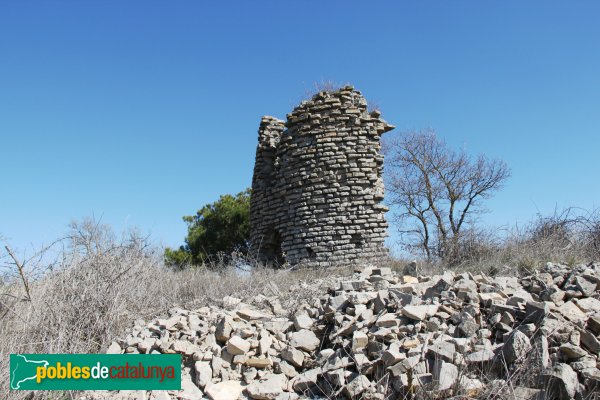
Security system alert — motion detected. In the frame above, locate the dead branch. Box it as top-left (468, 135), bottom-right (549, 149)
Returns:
top-left (4, 246), bottom-right (32, 302)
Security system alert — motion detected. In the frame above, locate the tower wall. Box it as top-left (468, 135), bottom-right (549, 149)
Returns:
top-left (250, 86), bottom-right (394, 267)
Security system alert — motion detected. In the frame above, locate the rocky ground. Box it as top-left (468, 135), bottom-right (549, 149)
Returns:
top-left (90, 262), bottom-right (600, 400)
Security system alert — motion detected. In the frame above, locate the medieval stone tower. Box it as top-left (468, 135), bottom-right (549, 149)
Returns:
top-left (250, 86), bottom-right (394, 267)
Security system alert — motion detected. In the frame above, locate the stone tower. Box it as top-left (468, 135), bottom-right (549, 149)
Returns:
top-left (250, 86), bottom-right (394, 267)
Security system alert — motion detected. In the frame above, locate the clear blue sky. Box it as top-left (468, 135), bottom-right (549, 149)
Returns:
top-left (1, 1), bottom-right (599, 255)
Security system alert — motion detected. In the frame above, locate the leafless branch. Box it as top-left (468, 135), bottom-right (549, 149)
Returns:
top-left (4, 245), bottom-right (32, 302)
top-left (384, 129), bottom-right (510, 263)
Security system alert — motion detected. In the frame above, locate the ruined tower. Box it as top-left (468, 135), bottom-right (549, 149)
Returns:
top-left (250, 86), bottom-right (394, 267)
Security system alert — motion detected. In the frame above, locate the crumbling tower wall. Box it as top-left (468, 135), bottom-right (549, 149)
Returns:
top-left (250, 86), bottom-right (394, 267)
top-left (249, 116), bottom-right (286, 264)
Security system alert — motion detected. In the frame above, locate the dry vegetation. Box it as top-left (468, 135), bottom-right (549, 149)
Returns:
top-left (384, 208), bottom-right (599, 284)
top-left (431, 207), bottom-right (600, 275)
top-left (0, 219), bottom-right (353, 399)
top-left (1, 209), bottom-right (599, 399)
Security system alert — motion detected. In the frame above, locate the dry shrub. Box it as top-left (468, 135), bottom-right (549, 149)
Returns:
top-left (306, 80), bottom-right (345, 96)
top-left (397, 207), bottom-right (600, 277)
top-left (491, 207), bottom-right (600, 274)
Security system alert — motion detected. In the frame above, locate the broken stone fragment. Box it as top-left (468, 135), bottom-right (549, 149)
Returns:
top-left (237, 308), bottom-right (270, 321)
top-left (541, 363), bottom-right (579, 400)
top-left (432, 360), bottom-right (458, 391)
top-left (328, 293), bottom-right (348, 311)
top-left (264, 318), bottom-right (293, 334)
top-left (150, 391), bottom-right (171, 400)
top-left (138, 338), bottom-right (158, 353)
top-left (243, 367), bottom-right (257, 383)
top-left (172, 340), bottom-right (200, 356)
top-left (424, 278), bottom-right (452, 299)
top-left (227, 336), bottom-right (251, 355)
top-left (575, 276), bottom-right (597, 297)
top-left (258, 331), bottom-right (273, 356)
top-left (373, 290), bottom-right (388, 313)
top-left (558, 300), bottom-right (588, 322)
top-left (323, 368), bottom-right (345, 386)
top-left (559, 343), bottom-right (587, 360)
top-left (125, 335), bottom-right (142, 347)
top-left (245, 357), bottom-right (273, 368)
top-left (375, 313), bottom-right (399, 327)
top-left (188, 314), bottom-right (206, 334)
top-left (205, 380), bottom-right (244, 400)
top-left (523, 301), bottom-right (548, 324)
top-left (352, 330), bottom-right (368, 350)
top-left (179, 375), bottom-right (203, 400)
top-left (532, 335), bottom-right (550, 370)
top-left (348, 291), bottom-right (377, 305)
top-left (216, 316), bottom-right (234, 342)
top-left (266, 296), bottom-right (286, 316)
top-left (278, 360), bottom-right (299, 378)
top-left (458, 290), bottom-right (479, 303)
top-left (291, 368), bottom-right (320, 392)
top-left (457, 319), bottom-right (479, 338)
top-left (211, 357), bottom-right (222, 378)
top-left (575, 297), bottom-right (600, 313)
top-left (106, 341), bottom-right (122, 354)
top-left (402, 305), bottom-right (437, 321)
top-left (245, 373), bottom-right (287, 400)
top-left (579, 329), bottom-right (600, 354)
top-left (401, 337), bottom-right (420, 350)
top-left (293, 313), bottom-right (314, 330)
top-left (389, 289), bottom-right (418, 306)
top-left (570, 357), bottom-right (596, 371)
top-left (450, 337), bottom-right (470, 352)
top-left (341, 280), bottom-right (368, 291)
top-left (233, 354), bottom-right (247, 366)
top-left (322, 350), bottom-right (348, 372)
top-left (500, 330), bottom-right (531, 364)
top-left (289, 329), bottom-right (320, 351)
top-left (343, 374), bottom-right (371, 398)
top-left (194, 361), bottom-right (212, 389)
top-left (465, 349), bottom-right (495, 364)
top-left (540, 286), bottom-right (565, 303)
top-left (478, 292), bottom-right (504, 305)
top-left (381, 342), bottom-right (405, 366)
top-left (281, 346), bottom-right (304, 367)
top-left (586, 315), bottom-right (600, 335)
top-left (332, 320), bottom-right (356, 338)
top-left (580, 367), bottom-right (600, 381)
top-left (157, 315), bottom-right (181, 330)
top-left (427, 341), bottom-right (456, 363)
top-left (275, 394), bottom-right (299, 400)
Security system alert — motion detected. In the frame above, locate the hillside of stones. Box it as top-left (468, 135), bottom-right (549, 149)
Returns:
top-left (96, 262), bottom-right (600, 400)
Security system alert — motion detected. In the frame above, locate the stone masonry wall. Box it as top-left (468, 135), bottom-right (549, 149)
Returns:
top-left (250, 86), bottom-right (394, 267)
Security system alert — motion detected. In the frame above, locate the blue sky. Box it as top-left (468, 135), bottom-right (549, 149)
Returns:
top-left (1, 1), bottom-right (599, 256)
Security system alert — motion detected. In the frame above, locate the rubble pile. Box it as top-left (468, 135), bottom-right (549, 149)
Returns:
top-left (102, 262), bottom-right (600, 399)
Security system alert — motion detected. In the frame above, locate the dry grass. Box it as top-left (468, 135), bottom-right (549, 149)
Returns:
top-left (0, 218), bottom-right (354, 399)
top-left (391, 207), bottom-right (600, 278)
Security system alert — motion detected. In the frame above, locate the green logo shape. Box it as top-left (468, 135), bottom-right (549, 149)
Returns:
top-left (10, 354), bottom-right (181, 390)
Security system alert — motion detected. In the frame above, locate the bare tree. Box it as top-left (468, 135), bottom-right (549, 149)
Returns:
top-left (383, 129), bottom-right (510, 262)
